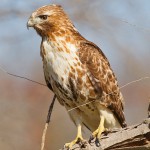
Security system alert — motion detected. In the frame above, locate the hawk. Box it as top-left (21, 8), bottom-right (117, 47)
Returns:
top-left (27, 4), bottom-right (127, 148)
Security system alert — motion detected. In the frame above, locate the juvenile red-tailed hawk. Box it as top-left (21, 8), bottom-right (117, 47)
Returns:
top-left (27, 4), bottom-right (127, 148)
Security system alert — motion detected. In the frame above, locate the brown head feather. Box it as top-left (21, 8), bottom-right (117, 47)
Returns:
top-left (27, 5), bottom-right (79, 38)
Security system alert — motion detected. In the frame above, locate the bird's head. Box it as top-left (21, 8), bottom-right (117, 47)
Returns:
top-left (27, 4), bottom-right (74, 37)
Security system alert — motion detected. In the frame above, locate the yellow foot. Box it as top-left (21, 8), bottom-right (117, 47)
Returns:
top-left (65, 123), bottom-right (85, 149)
top-left (65, 135), bottom-right (84, 149)
top-left (89, 116), bottom-right (106, 146)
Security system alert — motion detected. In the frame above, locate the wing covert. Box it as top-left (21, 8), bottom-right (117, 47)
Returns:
top-left (78, 41), bottom-right (127, 127)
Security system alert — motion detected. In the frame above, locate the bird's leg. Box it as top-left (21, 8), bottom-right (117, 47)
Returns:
top-left (89, 116), bottom-right (105, 146)
top-left (92, 116), bottom-right (105, 138)
top-left (65, 123), bottom-right (84, 149)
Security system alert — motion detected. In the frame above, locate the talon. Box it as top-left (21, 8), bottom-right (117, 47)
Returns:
top-left (89, 135), bottom-right (95, 143)
top-left (95, 138), bottom-right (101, 147)
top-left (103, 128), bottom-right (110, 135)
top-left (80, 140), bottom-right (88, 148)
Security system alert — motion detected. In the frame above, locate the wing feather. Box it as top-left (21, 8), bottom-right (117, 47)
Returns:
top-left (78, 41), bottom-right (127, 127)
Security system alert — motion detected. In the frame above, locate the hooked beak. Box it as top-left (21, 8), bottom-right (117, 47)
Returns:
top-left (27, 16), bottom-right (35, 30)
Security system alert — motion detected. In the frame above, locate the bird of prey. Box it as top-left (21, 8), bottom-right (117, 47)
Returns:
top-left (27, 4), bottom-right (127, 148)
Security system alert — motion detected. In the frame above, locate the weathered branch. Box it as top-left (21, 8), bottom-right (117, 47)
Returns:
top-left (60, 103), bottom-right (150, 150)
top-left (61, 118), bottom-right (150, 150)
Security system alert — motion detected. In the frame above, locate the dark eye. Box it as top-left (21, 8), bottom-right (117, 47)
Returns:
top-left (39, 15), bottom-right (48, 20)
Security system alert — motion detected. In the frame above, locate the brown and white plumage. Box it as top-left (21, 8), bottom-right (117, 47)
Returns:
top-left (27, 4), bottom-right (127, 147)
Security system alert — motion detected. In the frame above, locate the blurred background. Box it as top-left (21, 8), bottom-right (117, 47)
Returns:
top-left (0, 0), bottom-right (150, 149)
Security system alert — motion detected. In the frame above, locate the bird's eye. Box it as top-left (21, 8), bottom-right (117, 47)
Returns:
top-left (39, 15), bottom-right (48, 20)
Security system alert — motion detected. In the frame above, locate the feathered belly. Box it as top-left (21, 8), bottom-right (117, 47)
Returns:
top-left (44, 57), bottom-right (121, 131)
top-left (43, 59), bottom-right (101, 131)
